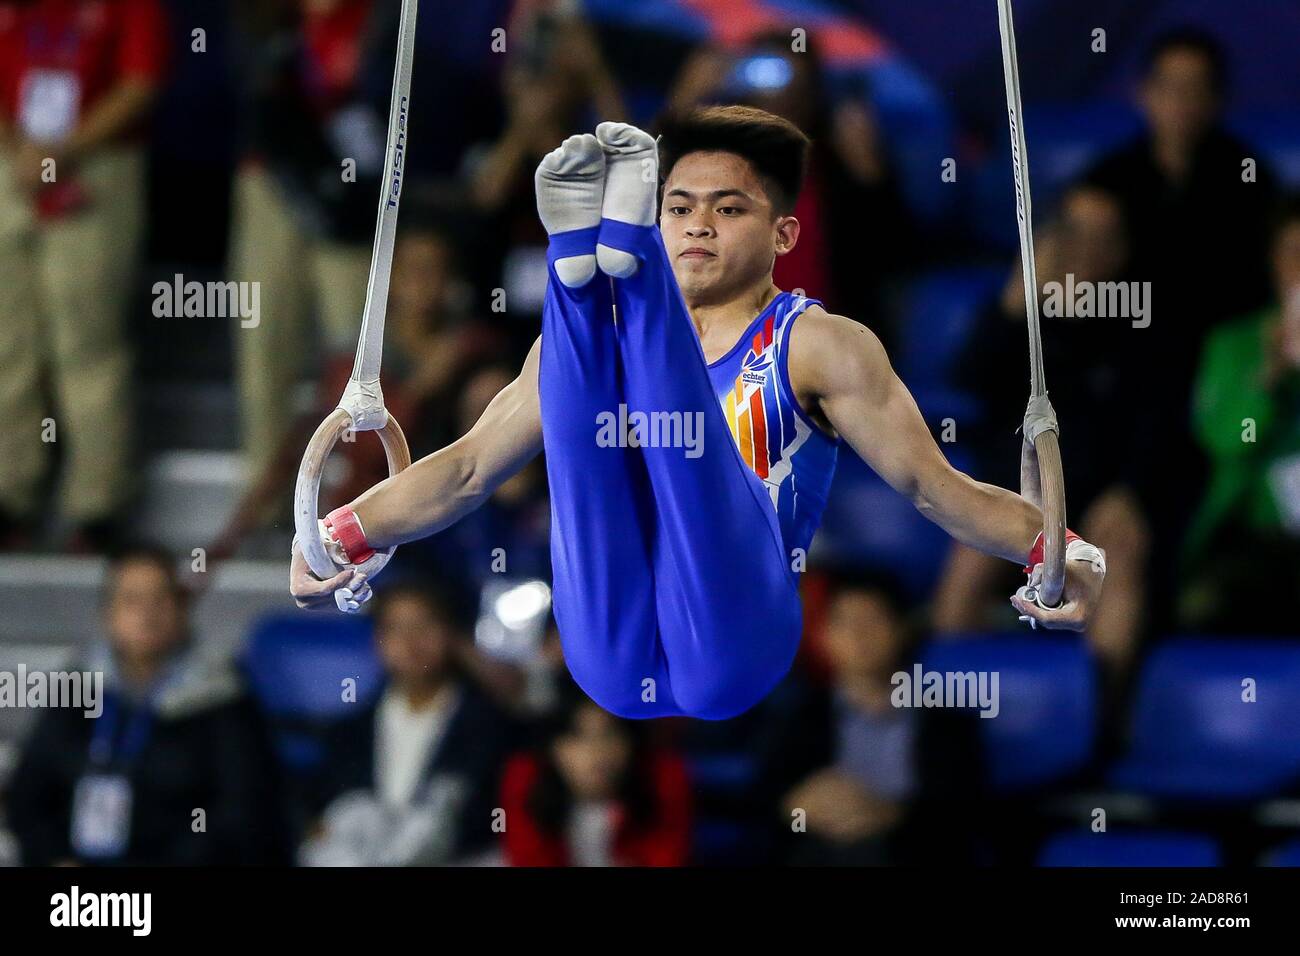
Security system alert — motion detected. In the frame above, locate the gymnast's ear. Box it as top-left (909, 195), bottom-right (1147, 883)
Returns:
top-left (774, 215), bottom-right (801, 257)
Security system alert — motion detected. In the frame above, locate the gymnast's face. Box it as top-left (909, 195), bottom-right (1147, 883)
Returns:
top-left (660, 150), bottom-right (799, 307)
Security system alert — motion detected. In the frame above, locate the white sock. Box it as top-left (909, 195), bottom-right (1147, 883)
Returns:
top-left (534, 133), bottom-right (605, 287)
top-left (595, 122), bottom-right (658, 278)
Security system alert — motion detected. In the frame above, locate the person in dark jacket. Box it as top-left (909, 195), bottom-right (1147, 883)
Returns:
top-left (301, 581), bottom-right (519, 865)
top-left (935, 182), bottom-right (1150, 718)
top-left (1079, 28), bottom-right (1280, 629)
top-left (778, 570), bottom-right (986, 866)
top-left (7, 545), bottom-right (290, 866)
top-left (228, 0), bottom-right (403, 498)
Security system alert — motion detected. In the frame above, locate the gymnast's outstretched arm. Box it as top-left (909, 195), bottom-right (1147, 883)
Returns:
top-left (353, 335), bottom-right (544, 547)
top-left (787, 307), bottom-right (1106, 631)
top-left (290, 336), bottom-right (543, 608)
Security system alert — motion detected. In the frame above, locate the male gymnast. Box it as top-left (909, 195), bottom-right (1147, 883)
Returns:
top-left (290, 106), bottom-right (1107, 720)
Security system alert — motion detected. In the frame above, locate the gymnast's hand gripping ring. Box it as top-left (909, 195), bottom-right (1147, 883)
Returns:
top-left (293, 394), bottom-right (411, 582)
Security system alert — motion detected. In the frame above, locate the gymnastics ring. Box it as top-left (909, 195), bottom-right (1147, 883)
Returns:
top-left (997, 0), bottom-right (1068, 607)
top-left (293, 403), bottom-right (411, 581)
top-left (293, 0), bottom-right (419, 584)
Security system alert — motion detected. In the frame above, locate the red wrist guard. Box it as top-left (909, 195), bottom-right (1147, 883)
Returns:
top-left (1024, 529), bottom-right (1080, 575)
top-left (323, 506), bottom-right (375, 564)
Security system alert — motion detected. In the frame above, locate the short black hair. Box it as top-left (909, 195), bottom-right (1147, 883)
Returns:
top-left (398, 196), bottom-right (456, 245)
top-left (655, 104), bottom-right (812, 215)
top-left (525, 675), bottom-right (662, 836)
top-left (100, 543), bottom-right (185, 607)
top-left (1144, 27), bottom-right (1229, 95)
top-left (371, 579), bottom-right (473, 634)
top-left (822, 565), bottom-right (911, 619)
top-left (396, 198), bottom-right (462, 268)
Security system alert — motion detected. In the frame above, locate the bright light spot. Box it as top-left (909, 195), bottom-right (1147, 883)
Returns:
top-left (494, 580), bottom-right (552, 629)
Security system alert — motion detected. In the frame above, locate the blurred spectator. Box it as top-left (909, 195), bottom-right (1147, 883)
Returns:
top-left (394, 361), bottom-right (551, 599)
top-left (499, 681), bottom-right (691, 866)
top-left (0, 0), bottom-right (168, 550)
top-left (779, 571), bottom-right (984, 865)
top-left (7, 544), bottom-right (289, 865)
top-left (385, 212), bottom-right (510, 447)
top-left (460, 0), bottom-right (625, 321)
top-left (324, 208), bottom-right (509, 504)
top-left (664, 29), bottom-right (914, 348)
top-left (934, 183), bottom-right (1151, 693)
top-left (512, 618), bottom-right (566, 718)
top-left (1180, 195), bottom-right (1300, 632)
top-left (228, 0), bottom-right (396, 506)
top-left (400, 0), bottom-right (512, 182)
top-left (1085, 28), bottom-right (1279, 334)
top-left (301, 581), bottom-right (519, 865)
top-left (468, 0), bottom-right (624, 210)
top-left (672, 667), bottom-right (829, 864)
top-left (1080, 28), bottom-right (1280, 620)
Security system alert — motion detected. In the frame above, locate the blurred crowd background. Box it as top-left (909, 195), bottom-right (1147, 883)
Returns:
top-left (1, 0), bottom-right (1299, 867)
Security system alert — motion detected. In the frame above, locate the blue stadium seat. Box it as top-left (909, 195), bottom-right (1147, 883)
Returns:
top-left (243, 614), bottom-right (384, 717)
top-left (1231, 110), bottom-right (1300, 189)
top-left (691, 819), bottom-right (766, 866)
top-left (814, 451), bottom-right (957, 600)
top-left (684, 752), bottom-right (761, 862)
top-left (1038, 830), bottom-right (1221, 867)
top-left (685, 751), bottom-right (766, 863)
top-left (896, 265), bottom-right (1004, 424)
top-left (918, 633), bottom-right (1097, 792)
top-left (241, 614), bottom-right (385, 771)
top-left (1108, 638), bottom-right (1300, 801)
top-left (1025, 100), bottom-right (1143, 194)
top-left (686, 753), bottom-right (759, 791)
top-left (1261, 837), bottom-right (1300, 867)
top-left (819, 271), bottom-right (1002, 597)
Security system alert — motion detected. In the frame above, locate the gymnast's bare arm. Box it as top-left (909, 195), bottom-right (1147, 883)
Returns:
top-left (787, 306), bottom-right (1104, 631)
top-left (290, 336), bottom-right (543, 608)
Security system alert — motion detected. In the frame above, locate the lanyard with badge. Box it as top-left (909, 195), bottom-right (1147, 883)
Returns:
top-left (70, 692), bottom-right (155, 860)
top-left (18, 15), bottom-right (84, 144)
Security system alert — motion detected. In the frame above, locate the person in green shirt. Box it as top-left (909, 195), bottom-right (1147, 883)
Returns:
top-left (1182, 195), bottom-right (1300, 632)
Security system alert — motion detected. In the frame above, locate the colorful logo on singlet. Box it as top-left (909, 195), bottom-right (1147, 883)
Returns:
top-left (710, 292), bottom-right (837, 562)
top-left (720, 309), bottom-right (815, 505)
